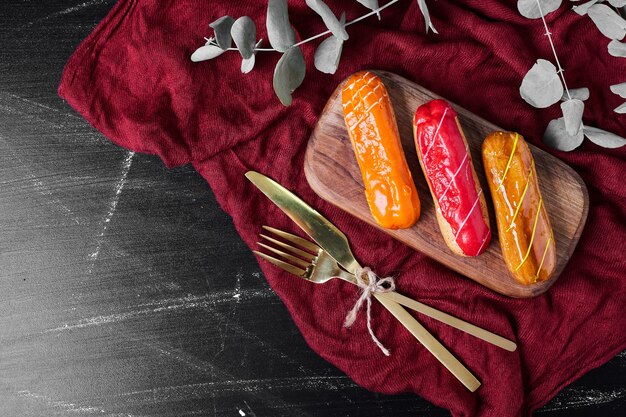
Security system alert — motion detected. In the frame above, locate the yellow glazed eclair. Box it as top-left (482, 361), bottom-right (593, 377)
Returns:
top-left (482, 131), bottom-right (556, 284)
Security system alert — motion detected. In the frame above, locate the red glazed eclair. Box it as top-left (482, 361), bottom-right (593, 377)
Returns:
top-left (413, 99), bottom-right (491, 256)
top-left (342, 71), bottom-right (421, 229)
top-left (482, 131), bottom-right (556, 284)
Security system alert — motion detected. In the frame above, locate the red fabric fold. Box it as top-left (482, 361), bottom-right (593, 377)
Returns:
top-left (58, 1), bottom-right (626, 416)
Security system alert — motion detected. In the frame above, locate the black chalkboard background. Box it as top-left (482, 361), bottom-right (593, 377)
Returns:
top-left (0, 1), bottom-right (624, 416)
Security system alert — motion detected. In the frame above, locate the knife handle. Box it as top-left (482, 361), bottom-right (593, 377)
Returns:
top-left (373, 294), bottom-right (481, 392)
top-left (377, 291), bottom-right (517, 352)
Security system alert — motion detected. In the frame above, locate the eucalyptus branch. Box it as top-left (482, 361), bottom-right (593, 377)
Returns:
top-left (205, 0), bottom-right (401, 53)
top-left (535, 0), bottom-right (571, 100)
top-left (191, 0), bottom-right (438, 105)
top-left (517, 0), bottom-right (626, 150)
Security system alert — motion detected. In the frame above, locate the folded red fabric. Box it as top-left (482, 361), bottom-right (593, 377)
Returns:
top-left (58, 1), bottom-right (626, 415)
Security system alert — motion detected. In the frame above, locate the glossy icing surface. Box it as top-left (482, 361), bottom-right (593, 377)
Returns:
top-left (342, 71), bottom-right (420, 229)
top-left (482, 131), bottom-right (556, 284)
top-left (413, 99), bottom-right (491, 256)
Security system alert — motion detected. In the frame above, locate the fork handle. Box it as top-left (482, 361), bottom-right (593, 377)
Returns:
top-left (377, 291), bottom-right (517, 352)
top-left (374, 294), bottom-right (481, 392)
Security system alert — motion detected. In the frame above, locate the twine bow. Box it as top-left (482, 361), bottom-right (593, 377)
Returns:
top-left (343, 267), bottom-right (396, 356)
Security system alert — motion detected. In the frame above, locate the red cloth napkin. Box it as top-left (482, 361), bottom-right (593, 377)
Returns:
top-left (59, 1), bottom-right (626, 415)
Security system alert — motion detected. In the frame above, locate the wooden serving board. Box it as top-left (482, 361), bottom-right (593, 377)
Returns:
top-left (304, 71), bottom-right (589, 298)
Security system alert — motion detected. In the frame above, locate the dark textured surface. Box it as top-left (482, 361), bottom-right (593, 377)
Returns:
top-left (0, 1), bottom-right (623, 416)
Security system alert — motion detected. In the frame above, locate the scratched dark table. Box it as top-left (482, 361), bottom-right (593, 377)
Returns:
top-left (0, 1), bottom-right (624, 416)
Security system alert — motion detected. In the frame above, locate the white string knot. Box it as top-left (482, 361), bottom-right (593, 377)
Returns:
top-left (343, 267), bottom-right (396, 356)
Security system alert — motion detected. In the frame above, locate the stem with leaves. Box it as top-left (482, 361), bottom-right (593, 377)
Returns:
top-left (517, 0), bottom-right (626, 150)
top-left (535, 0), bottom-right (571, 100)
top-left (191, 0), bottom-right (437, 105)
top-left (205, 0), bottom-right (401, 53)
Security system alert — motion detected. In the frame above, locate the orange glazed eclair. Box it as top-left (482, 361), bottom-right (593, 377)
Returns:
top-left (482, 132), bottom-right (556, 284)
top-left (342, 71), bottom-right (420, 229)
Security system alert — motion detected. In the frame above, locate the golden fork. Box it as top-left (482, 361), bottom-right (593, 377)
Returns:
top-left (254, 226), bottom-right (479, 391)
top-left (254, 226), bottom-right (517, 353)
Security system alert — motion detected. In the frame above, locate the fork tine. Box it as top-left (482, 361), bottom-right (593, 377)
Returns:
top-left (260, 234), bottom-right (316, 261)
top-left (257, 242), bottom-right (310, 268)
top-left (262, 226), bottom-right (320, 253)
top-left (253, 251), bottom-right (307, 276)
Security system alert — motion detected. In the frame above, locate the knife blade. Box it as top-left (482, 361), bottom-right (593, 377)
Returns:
top-left (245, 171), bottom-right (360, 273)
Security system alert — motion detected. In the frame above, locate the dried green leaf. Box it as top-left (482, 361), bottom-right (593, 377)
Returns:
top-left (543, 117), bottom-right (584, 151)
top-left (608, 39), bottom-right (626, 56)
top-left (231, 16), bottom-right (257, 59)
top-left (241, 40), bottom-right (263, 74)
top-left (267, 0), bottom-right (296, 53)
top-left (518, 0), bottom-right (562, 19)
top-left (305, 0), bottom-right (349, 41)
top-left (614, 102), bottom-right (626, 113)
top-left (273, 46), bottom-right (306, 106)
top-left (583, 126), bottom-right (626, 148)
top-left (210, 16), bottom-right (235, 50)
top-left (587, 4), bottom-right (626, 40)
top-left (608, 0), bottom-right (626, 7)
top-left (520, 59), bottom-right (564, 108)
top-left (191, 43), bottom-right (225, 62)
top-left (417, 0), bottom-right (438, 34)
top-left (573, 0), bottom-right (598, 16)
top-left (610, 82), bottom-right (626, 97)
top-left (561, 88), bottom-right (590, 101)
top-left (561, 99), bottom-right (584, 136)
top-left (314, 35), bottom-right (343, 74)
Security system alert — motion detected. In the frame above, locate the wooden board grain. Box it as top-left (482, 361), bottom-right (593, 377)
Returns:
top-left (304, 71), bottom-right (589, 298)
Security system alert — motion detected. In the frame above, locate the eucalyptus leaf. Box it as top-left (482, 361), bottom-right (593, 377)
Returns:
top-left (267, 0), bottom-right (296, 52)
top-left (608, 0), bottom-right (626, 7)
top-left (572, 0), bottom-right (598, 16)
top-left (210, 16), bottom-right (235, 50)
top-left (610, 82), bottom-right (626, 97)
top-left (231, 16), bottom-right (257, 59)
top-left (273, 46), bottom-right (306, 106)
top-left (191, 43), bottom-right (225, 62)
top-left (583, 125), bottom-right (626, 148)
top-left (241, 55), bottom-right (256, 74)
top-left (356, 0), bottom-right (380, 12)
top-left (614, 102), bottom-right (626, 113)
top-left (417, 0), bottom-right (438, 34)
top-left (587, 4), bottom-right (626, 40)
top-left (561, 87), bottom-right (590, 101)
top-left (608, 39), bottom-right (626, 56)
top-left (517, 0), bottom-right (562, 19)
top-left (305, 0), bottom-right (349, 41)
top-left (520, 59), bottom-right (564, 108)
top-left (560, 99), bottom-right (584, 136)
top-left (314, 35), bottom-right (343, 74)
top-left (241, 40), bottom-right (263, 74)
top-left (543, 117), bottom-right (584, 151)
